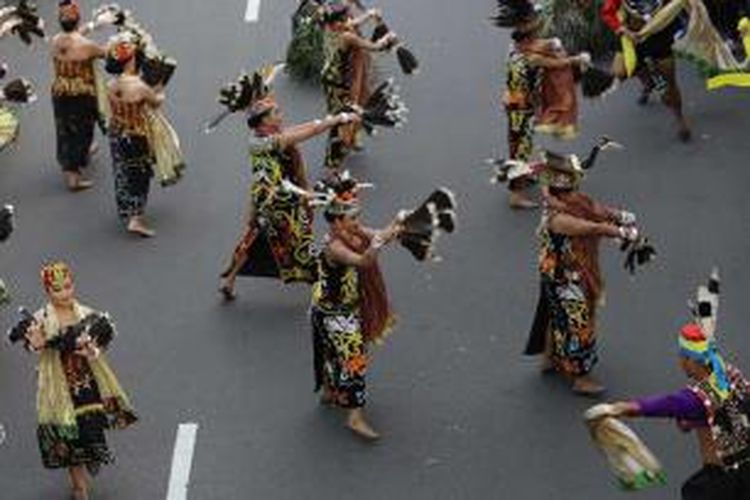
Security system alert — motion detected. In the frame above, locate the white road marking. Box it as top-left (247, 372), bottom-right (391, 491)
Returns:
top-left (166, 423), bottom-right (199, 500)
top-left (244, 0), bottom-right (262, 22)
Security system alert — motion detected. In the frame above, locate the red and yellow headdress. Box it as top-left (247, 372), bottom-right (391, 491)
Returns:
top-left (40, 261), bottom-right (72, 292)
top-left (679, 323), bottom-right (730, 400)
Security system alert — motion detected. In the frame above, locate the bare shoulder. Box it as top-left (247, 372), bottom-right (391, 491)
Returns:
top-left (51, 33), bottom-right (67, 50)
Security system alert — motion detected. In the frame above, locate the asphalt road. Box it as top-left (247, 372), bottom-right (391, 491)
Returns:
top-left (1, 1), bottom-right (750, 499)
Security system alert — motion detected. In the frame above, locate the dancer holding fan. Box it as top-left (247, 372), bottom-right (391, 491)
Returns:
top-left (216, 66), bottom-right (360, 301)
top-left (522, 138), bottom-right (654, 395)
top-left (104, 30), bottom-right (165, 236)
top-left (320, 4), bottom-right (396, 170)
top-left (7, 262), bottom-right (137, 500)
top-left (309, 172), bottom-right (456, 440)
top-left (491, 0), bottom-right (594, 209)
top-left (310, 172), bottom-right (401, 440)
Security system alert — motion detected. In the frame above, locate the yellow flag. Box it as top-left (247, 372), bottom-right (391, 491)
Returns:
top-left (621, 36), bottom-right (637, 78)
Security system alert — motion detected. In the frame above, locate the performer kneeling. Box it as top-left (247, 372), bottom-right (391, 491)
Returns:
top-left (311, 174), bottom-right (402, 440)
top-left (219, 68), bottom-right (360, 300)
top-left (9, 262), bottom-right (137, 500)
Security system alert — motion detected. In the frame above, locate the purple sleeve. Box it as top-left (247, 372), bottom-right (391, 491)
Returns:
top-left (636, 388), bottom-right (707, 423)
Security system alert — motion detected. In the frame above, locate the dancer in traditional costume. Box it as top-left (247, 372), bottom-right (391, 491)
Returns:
top-left (589, 271), bottom-right (750, 499)
top-left (50, 1), bottom-right (116, 191)
top-left (624, 0), bottom-right (750, 90)
top-left (311, 173), bottom-right (402, 440)
top-left (104, 32), bottom-right (163, 237)
top-left (524, 139), bottom-right (651, 395)
top-left (287, 0), bottom-right (328, 83)
top-left (601, 0), bottom-right (693, 140)
top-left (491, 0), bottom-right (592, 209)
top-left (287, 0), bottom-right (371, 80)
top-left (10, 262), bottom-right (136, 500)
top-left (218, 67), bottom-right (360, 300)
top-left (106, 5), bottom-right (183, 187)
top-left (320, 4), bottom-right (396, 170)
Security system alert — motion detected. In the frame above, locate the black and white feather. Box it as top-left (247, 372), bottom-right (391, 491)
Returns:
top-left (688, 268), bottom-right (720, 339)
top-left (581, 136), bottom-right (623, 170)
top-left (346, 78), bottom-right (408, 134)
top-left (205, 64), bottom-right (284, 133)
top-left (581, 66), bottom-right (617, 98)
top-left (398, 188), bottom-right (457, 262)
top-left (485, 157), bottom-right (539, 184)
top-left (620, 236), bottom-right (656, 275)
top-left (371, 22), bottom-right (419, 75)
top-left (2, 1), bottom-right (45, 46)
top-left (1, 78), bottom-right (36, 104)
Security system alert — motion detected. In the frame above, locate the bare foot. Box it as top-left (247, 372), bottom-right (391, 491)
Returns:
top-left (127, 217), bottom-right (156, 238)
top-left (509, 191), bottom-right (539, 210)
top-left (319, 390), bottom-right (335, 407)
top-left (678, 126), bottom-right (692, 143)
top-left (539, 357), bottom-right (555, 375)
top-left (572, 376), bottom-right (605, 397)
top-left (346, 410), bottom-right (380, 441)
top-left (71, 488), bottom-right (88, 500)
top-left (65, 173), bottom-right (94, 192)
top-left (218, 279), bottom-right (237, 302)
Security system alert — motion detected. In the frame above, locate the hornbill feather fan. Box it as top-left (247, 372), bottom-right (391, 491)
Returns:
top-left (581, 66), bottom-right (616, 98)
top-left (399, 232), bottom-right (433, 262)
top-left (397, 188), bottom-right (457, 262)
top-left (1, 78), bottom-right (35, 103)
top-left (344, 78), bottom-right (407, 134)
top-left (620, 236), bottom-right (657, 275)
top-left (370, 20), bottom-right (419, 75)
top-left (10, 1), bottom-right (45, 45)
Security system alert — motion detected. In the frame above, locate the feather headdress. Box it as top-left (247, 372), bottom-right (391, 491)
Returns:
top-left (204, 64), bottom-right (285, 133)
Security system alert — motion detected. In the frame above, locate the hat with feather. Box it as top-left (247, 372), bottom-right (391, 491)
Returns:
top-left (216, 64), bottom-right (284, 129)
top-left (680, 269), bottom-right (731, 400)
top-left (537, 136), bottom-right (623, 190)
top-left (314, 171), bottom-right (373, 218)
top-left (537, 150), bottom-right (585, 190)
